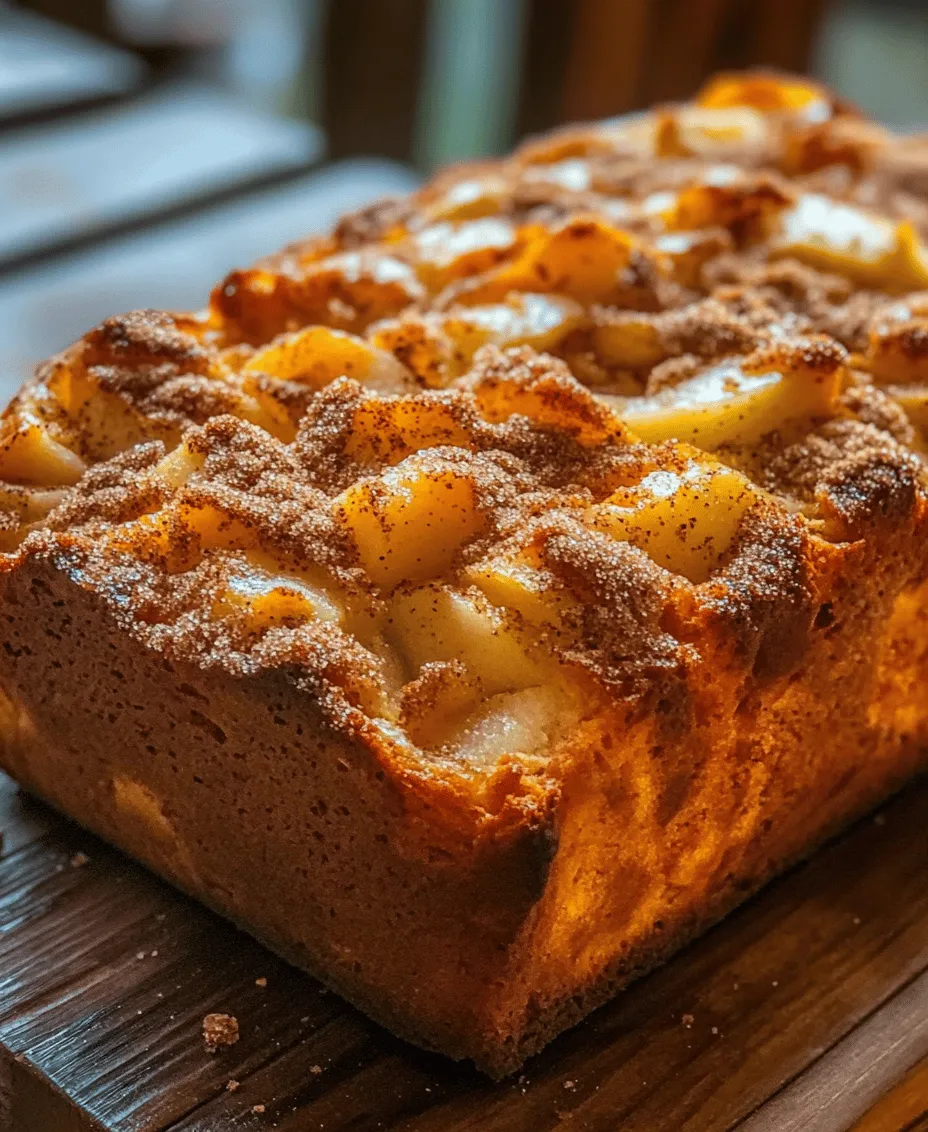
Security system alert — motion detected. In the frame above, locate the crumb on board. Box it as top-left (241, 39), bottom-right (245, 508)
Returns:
top-left (255, 977), bottom-right (268, 987)
top-left (70, 851), bottom-right (89, 868)
top-left (310, 1064), bottom-right (323, 1075)
top-left (203, 1012), bottom-right (240, 1053)
top-left (681, 1013), bottom-right (694, 1027)
top-left (251, 1104), bottom-right (266, 1114)
top-left (227, 1079), bottom-right (240, 1092)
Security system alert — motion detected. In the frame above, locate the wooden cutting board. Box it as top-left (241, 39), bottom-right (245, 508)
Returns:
top-left (2, 769), bottom-right (927, 1131)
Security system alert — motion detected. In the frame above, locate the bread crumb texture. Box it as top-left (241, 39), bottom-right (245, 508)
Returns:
top-left (202, 1013), bottom-right (239, 1053)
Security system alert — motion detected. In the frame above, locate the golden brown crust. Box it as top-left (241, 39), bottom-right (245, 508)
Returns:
top-left (2, 70), bottom-right (928, 1075)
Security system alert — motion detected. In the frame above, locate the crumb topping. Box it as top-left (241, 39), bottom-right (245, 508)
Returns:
top-left (2, 70), bottom-right (927, 778)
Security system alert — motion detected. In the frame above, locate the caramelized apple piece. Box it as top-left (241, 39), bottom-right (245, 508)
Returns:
top-left (472, 368), bottom-right (628, 448)
top-left (655, 229), bottom-right (734, 289)
top-left (109, 501), bottom-right (260, 573)
top-left (860, 299), bottom-right (928, 385)
top-left (153, 441), bottom-right (206, 489)
top-left (0, 485), bottom-right (68, 522)
top-left (658, 169), bottom-right (790, 234)
top-left (457, 293), bottom-right (586, 352)
top-left (591, 459), bottom-right (759, 582)
top-left (0, 418), bottom-right (86, 486)
top-left (388, 584), bottom-right (547, 694)
top-left (0, 484), bottom-right (70, 550)
top-left (335, 457), bottom-right (483, 588)
top-left (885, 385), bottom-right (928, 439)
top-left (772, 195), bottom-right (928, 291)
top-left (424, 174), bottom-right (509, 222)
top-left (221, 379), bottom-right (295, 442)
top-left (183, 503), bottom-right (261, 554)
top-left (245, 325), bottom-right (413, 393)
top-left (367, 316), bottom-right (463, 387)
top-left (371, 294), bottom-right (585, 387)
top-left (46, 366), bottom-right (175, 461)
top-left (214, 251), bottom-right (425, 343)
top-left (457, 217), bottom-right (645, 306)
top-left (657, 107), bottom-right (769, 160)
top-left (410, 218), bottom-right (518, 290)
top-left (521, 158), bottom-right (592, 192)
top-left (697, 72), bottom-right (835, 121)
top-left (465, 556), bottom-right (574, 629)
top-left (214, 557), bottom-right (341, 626)
top-left (343, 396), bottom-right (473, 467)
top-left (603, 354), bottom-right (840, 450)
top-left (592, 314), bottom-right (664, 370)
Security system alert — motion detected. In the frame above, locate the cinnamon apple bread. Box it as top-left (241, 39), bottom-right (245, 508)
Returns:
top-left (1, 72), bottom-right (927, 1077)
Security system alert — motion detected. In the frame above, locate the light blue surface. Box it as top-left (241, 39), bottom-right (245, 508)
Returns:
top-left (0, 4), bottom-right (143, 119)
top-left (0, 157), bottom-right (421, 400)
top-left (0, 82), bottom-right (324, 265)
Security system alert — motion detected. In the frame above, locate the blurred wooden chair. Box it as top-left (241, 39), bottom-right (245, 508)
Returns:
top-left (12, 0), bottom-right (833, 164)
top-left (321, 0), bottom-right (832, 163)
top-left (554, 0), bottom-right (832, 124)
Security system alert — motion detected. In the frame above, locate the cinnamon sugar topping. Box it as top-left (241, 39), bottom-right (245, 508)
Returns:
top-left (2, 71), bottom-right (927, 772)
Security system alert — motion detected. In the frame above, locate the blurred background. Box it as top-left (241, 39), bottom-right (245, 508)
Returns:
top-left (1, 0), bottom-right (928, 399)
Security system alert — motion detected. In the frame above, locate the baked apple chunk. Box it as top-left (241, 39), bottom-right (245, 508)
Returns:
top-left (2, 71), bottom-right (928, 1079)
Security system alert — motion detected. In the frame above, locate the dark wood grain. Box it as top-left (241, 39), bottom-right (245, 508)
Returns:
top-left (852, 1055), bottom-right (928, 1132)
top-left (516, 0), bottom-right (575, 140)
top-left (747, 0), bottom-right (832, 74)
top-left (321, 0), bottom-right (429, 163)
top-left (740, 970), bottom-right (928, 1131)
top-left (640, 0), bottom-right (735, 106)
top-left (561, 0), bottom-right (652, 123)
top-left (552, 0), bottom-right (831, 125)
top-left (2, 770), bottom-right (928, 1130)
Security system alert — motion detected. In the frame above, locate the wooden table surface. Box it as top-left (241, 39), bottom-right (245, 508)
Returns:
top-left (2, 770), bottom-right (927, 1131)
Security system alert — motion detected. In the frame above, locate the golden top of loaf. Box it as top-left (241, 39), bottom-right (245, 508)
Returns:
top-left (2, 71), bottom-right (928, 808)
